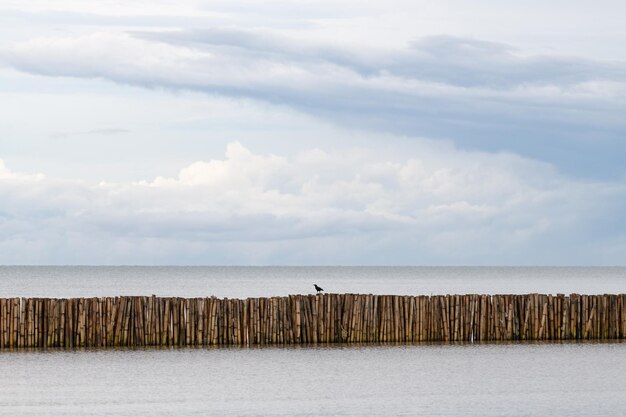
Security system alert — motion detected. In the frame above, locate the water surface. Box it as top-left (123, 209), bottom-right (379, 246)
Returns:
top-left (1, 342), bottom-right (625, 417)
top-left (0, 266), bottom-right (625, 298)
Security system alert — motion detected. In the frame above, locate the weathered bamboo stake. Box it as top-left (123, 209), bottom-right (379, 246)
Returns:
top-left (228, 299), bottom-right (237, 345)
top-left (345, 295), bottom-right (354, 343)
top-left (469, 295), bottom-right (475, 341)
top-left (459, 296), bottom-right (465, 341)
top-left (259, 297), bottom-right (272, 345)
top-left (418, 296), bottom-right (424, 342)
top-left (158, 298), bottom-right (166, 346)
top-left (8, 298), bottom-right (12, 347)
top-left (18, 298), bottom-right (25, 348)
top-left (208, 298), bottom-right (215, 345)
top-left (189, 297), bottom-right (194, 346)
top-left (113, 297), bottom-right (126, 346)
top-left (30, 298), bottom-right (35, 347)
top-left (303, 296), bottom-right (314, 343)
top-left (377, 296), bottom-right (383, 342)
top-left (202, 298), bottom-right (209, 346)
top-left (83, 298), bottom-right (89, 347)
top-left (390, 296), bottom-right (396, 342)
top-left (621, 295), bottom-right (626, 338)
top-left (275, 298), bottom-right (282, 345)
top-left (450, 296), bottom-right (457, 341)
top-left (306, 296), bottom-right (313, 343)
top-left (280, 297), bottom-right (286, 344)
top-left (234, 299), bottom-right (241, 345)
top-left (426, 296), bottom-right (432, 341)
top-left (29, 299), bottom-right (34, 347)
top-left (271, 297), bottom-right (277, 344)
top-left (261, 297), bottom-right (266, 345)
top-left (323, 294), bottom-right (329, 343)
top-left (0, 298), bottom-right (11, 348)
top-left (382, 296), bottom-right (388, 342)
top-left (196, 297), bottom-right (203, 345)
top-left (372, 295), bottom-right (382, 343)
top-left (104, 298), bottom-right (111, 347)
top-left (358, 295), bottom-right (365, 342)
top-left (247, 297), bottom-right (253, 346)
top-left (358, 294), bottom-right (364, 343)
top-left (569, 294), bottom-right (575, 339)
top-left (267, 297), bottom-right (274, 344)
top-left (248, 298), bottom-right (255, 345)
top-left (47, 299), bottom-right (53, 347)
top-left (0, 299), bottom-right (5, 348)
top-left (506, 296), bottom-right (513, 340)
top-left (6, 299), bottom-right (11, 348)
top-left (596, 295), bottom-right (606, 339)
top-left (454, 295), bottom-right (460, 342)
top-left (218, 298), bottom-right (224, 345)
top-left (413, 296), bottom-right (419, 342)
top-left (117, 298), bottom-right (126, 346)
top-left (260, 297), bottom-right (267, 344)
top-left (355, 295), bottom-right (362, 343)
top-left (223, 298), bottom-right (229, 346)
top-left (438, 296), bottom-right (445, 342)
top-left (8, 298), bottom-right (14, 347)
top-left (197, 298), bottom-right (204, 345)
top-left (119, 297), bottom-right (127, 346)
top-left (417, 295), bottom-right (423, 342)
top-left (110, 298), bottom-right (118, 346)
top-left (386, 295), bottom-right (392, 342)
top-left (415, 296), bottom-right (426, 342)
top-left (256, 298), bottom-right (262, 345)
top-left (1, 299), bottom-right (6, 347)
top-left (437, 296), bottom-right (444, 341)
top-left (32, 298), bottom-right (37, 347)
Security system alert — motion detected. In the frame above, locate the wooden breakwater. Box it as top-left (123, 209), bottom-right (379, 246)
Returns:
top-left (1, 294), bottom-right (626, 348)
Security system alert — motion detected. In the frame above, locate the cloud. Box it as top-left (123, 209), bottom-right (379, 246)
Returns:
top-left (2, 30), bottom-right (626, 178)
top-left (50, 128), bottom-right (130, 139)
top-left (138, 29), bottom-right (626, 88)
top-left (0, 143), bottom-right (624, 265)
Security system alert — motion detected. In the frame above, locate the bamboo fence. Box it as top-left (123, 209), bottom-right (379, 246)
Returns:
top-left (0, 294), bottom-right (625, 348)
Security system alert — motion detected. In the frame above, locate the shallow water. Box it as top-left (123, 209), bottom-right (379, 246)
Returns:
top-left (0, 266), bottom-right (625, 298)
top-left (1, 342), bottom-right (625, 417)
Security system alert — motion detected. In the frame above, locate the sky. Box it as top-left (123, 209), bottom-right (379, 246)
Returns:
top-left (0, 0), bottom-right (625, 265)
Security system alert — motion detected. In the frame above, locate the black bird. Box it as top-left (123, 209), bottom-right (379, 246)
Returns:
top-left (314, 284), bottom-right (324, 293)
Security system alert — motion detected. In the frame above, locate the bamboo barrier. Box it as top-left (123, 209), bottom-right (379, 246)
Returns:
top-left (1, 294), bottom-right (626, 348)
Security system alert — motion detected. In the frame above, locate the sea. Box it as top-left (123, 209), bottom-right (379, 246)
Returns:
top-left (1, 266), bottom-right (625, 417)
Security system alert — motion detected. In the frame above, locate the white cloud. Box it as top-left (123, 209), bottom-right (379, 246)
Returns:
top-left (4, 32), bottom-right (207, 82)
top-left (0, 159), bottom-right (45, 181)
top-left (1, 142), bottom-right (624, 264)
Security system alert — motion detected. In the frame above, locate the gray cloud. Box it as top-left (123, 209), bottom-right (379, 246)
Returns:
top-left (140, 29), bottom-right (626, 87)
top-left (2, 29), bottom-right (626, 179)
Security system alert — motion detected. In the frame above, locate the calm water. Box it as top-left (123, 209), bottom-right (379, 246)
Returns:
top-left (0, 266), bottom-right (625, 298)
top-left (1, 266), bottom-right (626, 416)
top-left (1, 342), bottom-right (626, 416)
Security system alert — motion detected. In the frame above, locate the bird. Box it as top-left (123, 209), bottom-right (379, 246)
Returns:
top-left (314, 284), bottom-right (324, 293)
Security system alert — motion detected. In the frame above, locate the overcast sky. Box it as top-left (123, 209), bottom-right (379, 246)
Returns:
top-left (1, 0), bottom-right (625, 265)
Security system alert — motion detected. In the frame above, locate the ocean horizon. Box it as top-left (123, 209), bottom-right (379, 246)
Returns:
top-left (1, 265), bottom-right (625, 298)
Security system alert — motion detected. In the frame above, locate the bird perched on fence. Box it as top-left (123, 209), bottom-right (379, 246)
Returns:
top-left (314, 284), bottom-right (324, 293)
